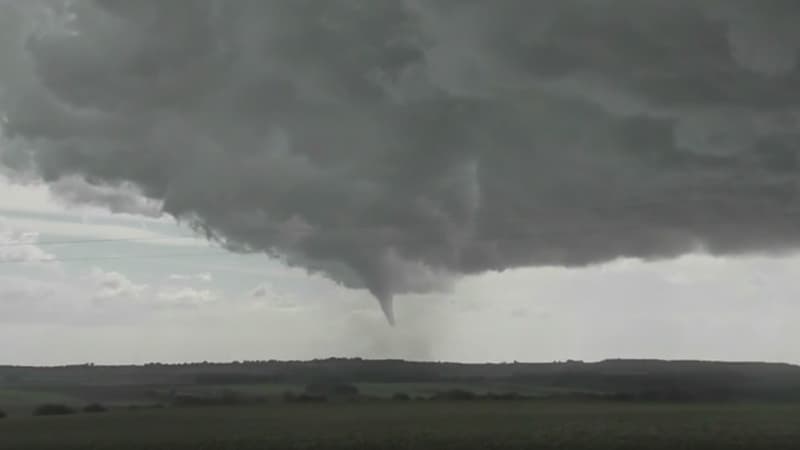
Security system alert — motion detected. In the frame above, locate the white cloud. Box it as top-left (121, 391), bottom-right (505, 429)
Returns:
top-left (250, 284), bottom-right (270, 298)
top-left (87, 268), bottom-right (148, 303)
top-left (0, 219), bottom-right (56, 264)
top-left (1, 183), bottom-right (800, 364)
top-left (0, 271), bottom-right (93, 325)
top-left (248, 282), bottom-right (298, 310)
top-left (0, 175), bottom-right (65, 214)
top-left (168, 272), bottom-right (212, 283)
top-left (0, 258), bottom-right (222, 327)
top-left (155, 287), bottom-right (217, 308)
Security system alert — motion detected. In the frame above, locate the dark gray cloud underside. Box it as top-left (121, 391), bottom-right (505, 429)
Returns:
top-left (2, 0), bottom-right (800, 321)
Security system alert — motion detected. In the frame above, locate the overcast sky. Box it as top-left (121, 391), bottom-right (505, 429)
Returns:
top-left (2, 173), bottom-right (798, 365)
top-left (2, 1), bottom-right (800, 365)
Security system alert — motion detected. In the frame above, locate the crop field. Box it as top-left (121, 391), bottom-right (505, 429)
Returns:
top-left (1, 401), bottom-right (799, 450)
top-left (4, 359), bottom-right (800, 448)
top-left (216, 381), bottom-right (575, 398)
top-left (0, 388), bottom-right (83, 415)
top-left (0, 380), bottom-right (592, 413)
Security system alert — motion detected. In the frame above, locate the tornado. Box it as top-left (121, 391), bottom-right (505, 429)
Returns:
top-left (3, 1), bottom-right (800, 323)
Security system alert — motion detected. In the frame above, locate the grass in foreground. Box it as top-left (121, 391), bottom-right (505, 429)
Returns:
top-left (0, 389), bottom-right (82, 415)
top-left (1, 401), bottom-right (799, 450)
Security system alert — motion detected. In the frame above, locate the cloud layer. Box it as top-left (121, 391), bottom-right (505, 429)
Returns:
top-left (3, 1), bottom-right (800, 320)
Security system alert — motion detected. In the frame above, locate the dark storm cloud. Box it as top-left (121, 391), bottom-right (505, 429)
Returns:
top-left (2, 0), bottom-right (800, 321)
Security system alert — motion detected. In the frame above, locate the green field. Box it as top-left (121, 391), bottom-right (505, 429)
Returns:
top-left (2, 401), bottom-right (799, 450)
top-left (0, 388), bottom-right (83, 415)
top-left (3, 359), bottom-right (800, 448)
top-left (0, 380), bottom-right (587, 413)
top-left (216, 381), bottom-right (577, 398)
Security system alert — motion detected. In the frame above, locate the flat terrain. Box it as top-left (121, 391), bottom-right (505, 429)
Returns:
top-left (0, 388), bottom-right (83, 415)
top-left (2, 401), bottom-right (800, 450)
top-left (3, 359), bottom-right (800, 448)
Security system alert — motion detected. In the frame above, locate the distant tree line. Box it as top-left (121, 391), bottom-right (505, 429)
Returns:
top-left (24, 403), bottom-right (111, 417)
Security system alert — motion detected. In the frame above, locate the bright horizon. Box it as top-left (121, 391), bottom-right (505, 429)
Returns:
top-left (2, 174), bottom-right (799, 366)
top-left (2, 2), bottom-right (800, 366)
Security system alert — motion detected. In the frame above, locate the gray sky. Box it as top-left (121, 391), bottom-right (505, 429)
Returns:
top-left (2, 1), bottom-right (800, 365)
top-left (2, 174), bottom-right (798, 365)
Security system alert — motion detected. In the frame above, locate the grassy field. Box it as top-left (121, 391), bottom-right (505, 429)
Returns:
top-left (4, 360), bottom-right (800, 448)
top-left (1, 401), bottom-right (799, 449)
top-left (216, 381), bottom-right (574, 398)
top-left (0, 388), bottom-right (83, 415)
top-left (353, 381), bottom-right (586, 398)
top-left (0, 380), bottom-right (588, 412)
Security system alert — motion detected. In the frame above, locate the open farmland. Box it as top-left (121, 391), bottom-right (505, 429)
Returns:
top-left (2, 401), bottom-right (800, 450)
top-left (3, 359), bottom-right (800, 448)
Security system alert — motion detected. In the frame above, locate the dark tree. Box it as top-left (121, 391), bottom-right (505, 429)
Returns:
top-left (283, 391), bottom-right (327, 403)
top-left (304, 382), bottom-right (359, 397)
top-left (392, 392), bottom-right (411, 401)
top-left (83, 403), bottom-right (109, 413)
top-left (432, 389), bottom-right (477, 401)
top-left (33, 404), bottom-right (76, 416)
